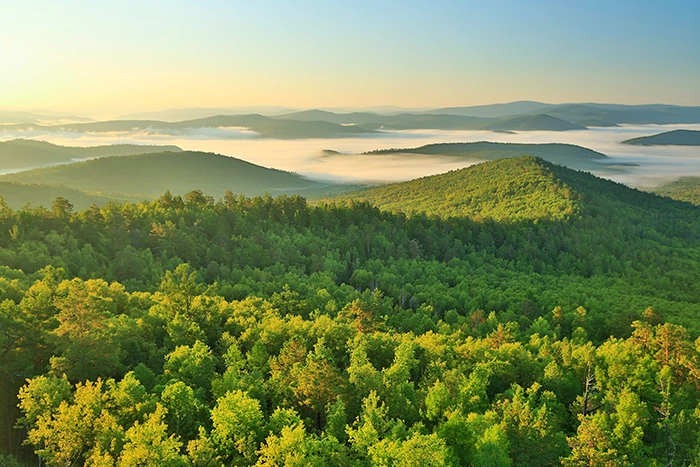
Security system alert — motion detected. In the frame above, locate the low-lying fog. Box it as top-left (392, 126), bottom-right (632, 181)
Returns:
top-left (2, 124), bottom-right (700, 188)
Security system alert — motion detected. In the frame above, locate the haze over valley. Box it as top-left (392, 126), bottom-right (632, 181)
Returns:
top-left (2, 118), bottom-right (699, 189)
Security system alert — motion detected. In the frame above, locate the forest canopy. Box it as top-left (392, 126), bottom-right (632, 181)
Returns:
top-left (2, 157), bottom-right (700, 465)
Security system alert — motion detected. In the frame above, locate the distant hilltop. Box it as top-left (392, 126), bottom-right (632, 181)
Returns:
top-left (622, 129), bottom-right (700, 146)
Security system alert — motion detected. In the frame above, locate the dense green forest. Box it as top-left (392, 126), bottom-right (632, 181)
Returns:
top-left (0, 139), bottom-right (182, 172)
top-left (2, 157), bottom-right (700, 465)
top-left (0, 151), bottom-right (360, 209)
top-left (361, 142), bottom-right (611, 172)
top-left (0, 182), bottom-right (116, 210)
top-left (654, 177), bottom-right (700, 205)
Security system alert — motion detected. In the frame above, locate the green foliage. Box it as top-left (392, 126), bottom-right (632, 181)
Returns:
top-left (211, 390), bottom-right (264, 464)
top-left (0, 182), bottom-right (115, 210)
top-left (2, 159), bottom-right (700, 464)
top-left (342, 156), bottom-right (583, 220)
top-left (0, 139), bottom-right (182, 172)
top-left (653, 176), bottom-right (700, 205)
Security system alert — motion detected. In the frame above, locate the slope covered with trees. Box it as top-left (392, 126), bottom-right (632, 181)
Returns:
top-left (340, 157), bottom-right (581, 221)
top-left (2, 158), bottom-right (700, 465)
top-left (0, 151), bottom-right (358, 201)
top-left (0, 139), bottom-right (183, 172)
top-left (362, 142), bottom-right (610, 172)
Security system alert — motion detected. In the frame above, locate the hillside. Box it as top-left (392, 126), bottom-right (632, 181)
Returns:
top-left (621, 129), bottom-right (700, 146)
top-left (363, 141), bottom-right (610, 171)
top-left (339, 155), bottom-right (695, 226)
top-left (483, 114), bottom-right (585, 131)
top-left (0, 139), bottom-right (182, 172)
top-left (653, 176), bottom-right (700, 204)
top-left (538, 103), bottom-right (700, 126)
top-left (0, 151), bottom-right (357, 201)
top-left (339, 157), bottom-right (581, 221)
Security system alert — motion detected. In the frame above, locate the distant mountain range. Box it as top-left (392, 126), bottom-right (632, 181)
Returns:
top-left (0, 115), bottom-right (373, 139)
top-left (425, 102), bottom-right (700, 125)
top-left (0, 112), bottom-right (588, 138)
top-left (5, 102), bottom-right (700, 139)
top-left (427, 100), bottom-right (555, 118)
top-left (653, 177), bottom-right (700, 205)
top-left (622, 129), bottom-right (700, 146)
top-left (0, 139), bottom-right (182, 172)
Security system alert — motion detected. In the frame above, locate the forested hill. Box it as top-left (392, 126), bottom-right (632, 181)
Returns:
top-left (653, 176), bottom-right (700, 204)
top-left (0, 139), bottom-right (183, 172)
top-left (362, 141), bottom-right (610, 172)
top-left (3, 182), bottom-right (700, 464)
top-left (0, 150), bottom-right (357, 201)
top-left (338, 156), bottom-right (685, 227)
top-left (622, 129), bottom-right (700, 146)
top-left (339, 157), bottom-right (580, 221)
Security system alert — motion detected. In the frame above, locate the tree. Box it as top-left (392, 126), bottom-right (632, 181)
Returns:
top-left (369, 432), bottom-right (453, 467)
top-left (162, 341), bottom-right (216, 395)
top-left (52, 197), bottom-right (73, 219)
top-left (210, 390), bottom-right (264, 464)
top-left (118, 405), bottom-right (188, 467)
top-left (291, 341), bottom-right (346, 428)
top-left (160, 380), bottom-right (205, 440)
top-left (50, 278), bottom-right (122, 381)
top-left (256, 424), bottom-right (347, 467)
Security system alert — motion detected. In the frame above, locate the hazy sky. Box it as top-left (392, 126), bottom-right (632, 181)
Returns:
top-left (1, 0), bottom-right (699, 113)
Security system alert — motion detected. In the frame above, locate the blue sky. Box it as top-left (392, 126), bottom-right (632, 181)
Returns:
top-left (1, 0), bottom-right (698, 112)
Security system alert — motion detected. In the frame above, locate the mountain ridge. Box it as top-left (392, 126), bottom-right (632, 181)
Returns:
top-left (0, 139), bottom-right (183, 172)
top-left (335, 155), bottom-right (696, 225)
top-left (621, 129), bottom-right (700, 146)
top-left (0, 150), bottom-right (361, 202)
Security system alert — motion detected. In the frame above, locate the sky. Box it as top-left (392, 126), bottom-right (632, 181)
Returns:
top-left (1, 0), bottom-right (699, 114)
